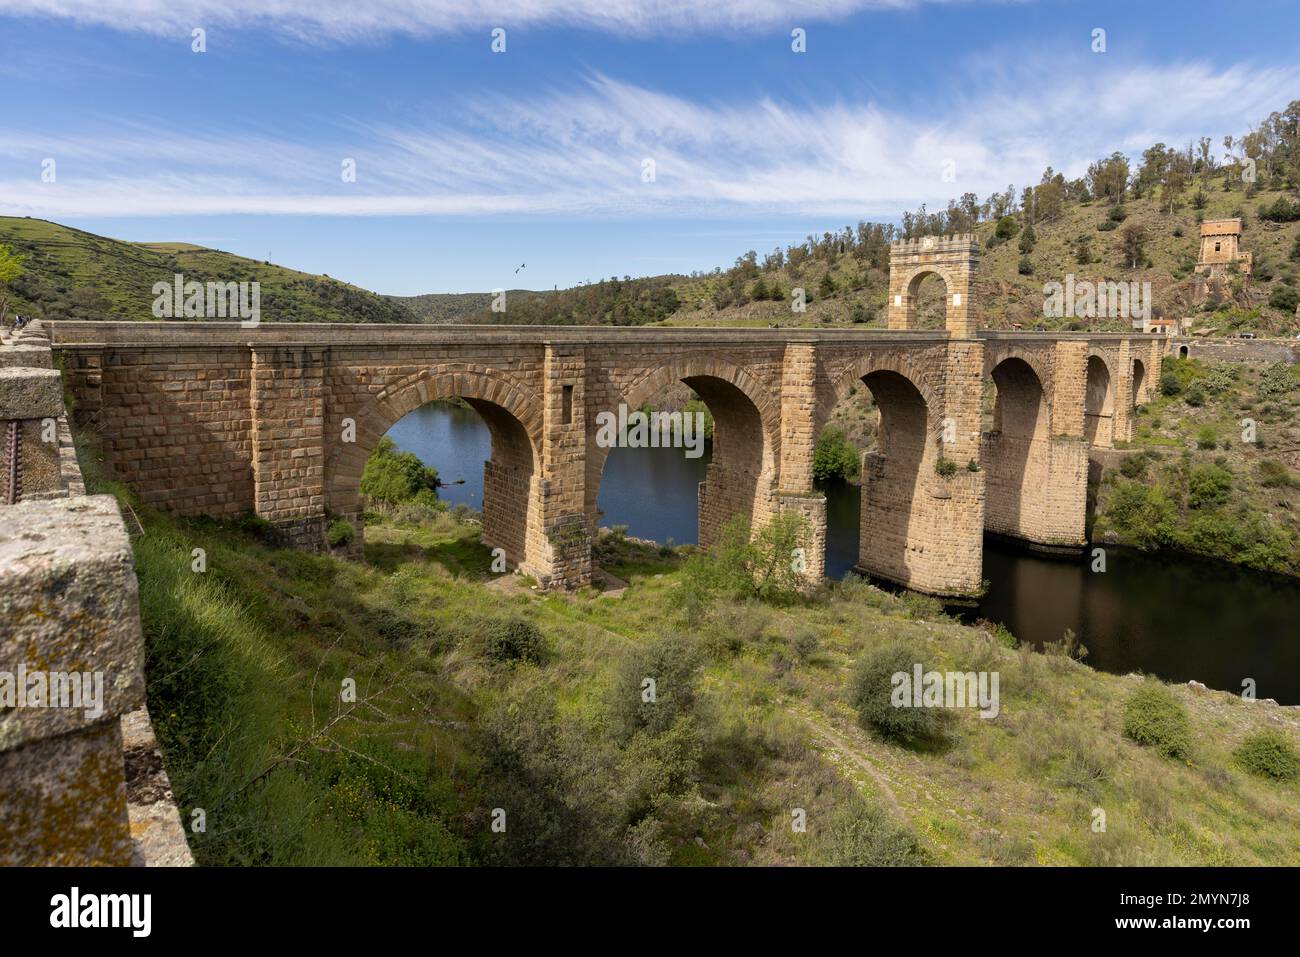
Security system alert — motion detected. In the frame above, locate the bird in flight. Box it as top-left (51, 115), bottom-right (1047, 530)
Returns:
top-left (515, 263), bottom-right (526, 273)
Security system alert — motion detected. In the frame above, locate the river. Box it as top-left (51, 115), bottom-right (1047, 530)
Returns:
top-left (388, 402), bottom-right (1300, 703)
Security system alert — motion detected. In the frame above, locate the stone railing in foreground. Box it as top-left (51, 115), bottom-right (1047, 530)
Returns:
top-left (0, 321), bottom-right (192, 866)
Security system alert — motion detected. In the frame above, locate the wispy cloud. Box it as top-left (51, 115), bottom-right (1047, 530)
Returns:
top-left (1, 60), bottom-right (1293, 220)
top-left (3, 0), bottom-right (975, 41)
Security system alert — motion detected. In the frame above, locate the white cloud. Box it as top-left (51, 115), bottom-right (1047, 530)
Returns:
top-left (3, 0), bottom-right (970, 41)
top-left (1, 61), bottom-right (1294, 220)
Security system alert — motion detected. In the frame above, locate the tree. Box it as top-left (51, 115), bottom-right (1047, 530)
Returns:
top-left (1087, 152), bottom-right (1130, 203)
top-left (818, 271), bottom-right (836, 299)
top-left (813, 428), bottom-right (860, 482)
top-left (1018, 223), bottom-right (1037, 254)
top-left (1120, 223), bottom-right (1149, 269)
top-left (360, 436), bottom-right (440, 504)
top-left (0, 243), bottom-right (26, 326)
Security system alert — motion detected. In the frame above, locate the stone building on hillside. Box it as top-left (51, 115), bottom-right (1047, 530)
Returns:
top-left (1196, 218), bottom-right (1253, 279)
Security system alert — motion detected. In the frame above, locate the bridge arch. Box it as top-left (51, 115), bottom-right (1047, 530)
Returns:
top-left (1132, 357), bottom-right (1147, 407)
top-left (816, 358), bottom-right (942, 588)
top-left (981, 357), bottom-right (1050, 541)
top-left (586, 355), bottom-right (780, 549)
top-left (1084, 354), bottom-right (1115, 446)
top-left (328, 365), bottom-right (544, 568)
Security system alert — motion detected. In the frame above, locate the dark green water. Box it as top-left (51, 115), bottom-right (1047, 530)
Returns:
top-left (389, 404), bottom-right (1300, 703)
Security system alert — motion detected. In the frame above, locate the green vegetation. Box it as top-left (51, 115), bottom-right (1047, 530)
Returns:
top-left (360, 436), bottom-right (440, 505)
top-left (813, 427), bottom-right (860, 483)
top-left (78, 424), bottom-right (1300, 866)
top-left (849, 642), bottom-right (951, 744)
top-left (1234, 730), bottom-right (1299, 782)
top-left (0, 216), bottom-right (419, 324)
top-left (1095, 356), bottom-right (1300, 576)
top-left (1122, 685), bottom-right (1193, 759)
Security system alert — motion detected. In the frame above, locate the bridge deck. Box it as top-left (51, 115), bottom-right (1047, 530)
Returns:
top-left (48, 320), bottom-right (1159, 348)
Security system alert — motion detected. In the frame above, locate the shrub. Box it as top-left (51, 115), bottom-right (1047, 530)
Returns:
top-left (1268, 284), bottom-right (1299, 313)
top-left (816, 801), bottom-right (927, 866)
top-left (1188, 463), bottom-right (1232, 509)
top-left (994, 216), bottom-right (1019, 240)
top-left (1158, 368), bottom-right (1182, 396)
top-left (1258, 196), bottom-right (1300, 223)
top-left (1108, 204), bottom-right (1128, 222)
top-left (1106, 482), bottom-right (1177, 549)
top-left (1122, 684), bottom-right (1192, 759)
top-left (935, 456), bottom-right (958, 477)
top-left (1096, 219), bottom-right (1118, 232)
top-left (849, 642), bottom-right (951, 744)
top-left (1018, 223), bottom-right (1036, 254)
top-left (1258, 362), bottom-right (1297, 398)
top-left (607, 634), bottom-right (701, 743)
top-left (677, 513), bottom-right (811, 609)
top-left (1195, 425), bottom-right (1218, 450)
top-left (1258, 459), bottom-right (1297, 488)
top-left (1183, 380), bottom-right (1205, 406)
top-left (326, 519), bottom-right (355, 548)
top-left (477, 616), bottom-right (546, 664)
top-left (1233, 730), bottom-right (1299, 781)
top-left (813, 427), bottom-right (860, 482)
top-left (1017, 255), bottom-right (1034, 275)
top-left (360, 436), bottom-right (440, 504)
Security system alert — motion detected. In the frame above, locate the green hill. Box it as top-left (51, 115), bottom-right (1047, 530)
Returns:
top-left (0, 217), bottom-right (420, 324)
top-left (658, 185), bottom-right (1300, 335)
top-left (394, 289), bottom-right (555, 323)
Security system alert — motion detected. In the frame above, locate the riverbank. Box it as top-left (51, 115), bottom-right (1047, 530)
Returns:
top-left (83, 432), bottom-right (1300, 865)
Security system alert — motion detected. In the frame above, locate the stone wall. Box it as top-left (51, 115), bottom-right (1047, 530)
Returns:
top-left (0, 321), bottom-right (192, 867)
top-left (52, 322), bottom-right (1161, 599)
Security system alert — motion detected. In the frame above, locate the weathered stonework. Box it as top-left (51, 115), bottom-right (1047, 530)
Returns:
top-left (887, 234), bottom-right (980, 338)
top-left (1, 325), bottom-right (192, 867)
top-left (53, 321), bottom-right (1158, 598)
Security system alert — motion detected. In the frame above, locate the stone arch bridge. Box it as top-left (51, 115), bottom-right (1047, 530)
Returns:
top-left (53, 320), bottom-right (1163, 597)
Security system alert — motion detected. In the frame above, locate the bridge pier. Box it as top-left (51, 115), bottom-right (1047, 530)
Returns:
top-left (777, 342), bottom-right (826, 581)
top-left (853, 340), bottom-right (985, 597)
top-left (520, 345), bottom-right (591, 588)
top-left (250, 345), bottom-right (330, 549)
top-left (981, 341), bottom-right (1089, 548)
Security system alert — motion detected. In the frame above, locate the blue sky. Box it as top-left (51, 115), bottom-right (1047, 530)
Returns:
top-left (1, 0), bottom-right (1297, 295)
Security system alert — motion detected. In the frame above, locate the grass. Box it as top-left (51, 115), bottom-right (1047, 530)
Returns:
top-left (0, 216), bottom-right (419, 324)
top-left (80, 422), bottom-right (1300, 865)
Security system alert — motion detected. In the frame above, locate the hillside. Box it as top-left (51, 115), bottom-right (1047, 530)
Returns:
top-left (77, 431), bottom-right (1300, 866)
top-left (659, 185), bottom-right (1300, 334)
top-left (0, 217), bottom-right (420, 324)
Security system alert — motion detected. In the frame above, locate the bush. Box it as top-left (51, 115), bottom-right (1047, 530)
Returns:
top-left (849, 642), bottom-right (951, 744)
top-left (1233, 730), bottom-right (1299, 781)
top-left (677, 513), bottom-right (811, 609)
top-left (1106, 481), bottom-right (1177, 549)
top-left (1188, 463), bottom-right (1232, 509)
top-left (1122, 684), bottom-right (1192, 759)
top-left (477, 616), bottom-right (546, 664)
top-left (1196, 425), bottom-right (1218, 450)
top-left (994, 216), bottom-right (1019, 240)
top-left (1017, 255), bottom-right (1034, 276)
top-left (935, 456), bottom-right (958, 477)
top-left (326, 519), bottom-right (355, 547)
top-left (1158, 368), bottom-right (1182, 396)
top-left (1096, 220), bottom-right (1118, 232)
top-left (1108, 204), bottom-right (1128, 222)
top-left (1183, 380), bottom-right (1205, 406)
top-left (1268, 284), bottom-right (1299, 313)
top-left (360, 436), bottom-right (440, 504)
top-left (813, 427), bottom-right (860, 482)
top-left (1258, 459), bottom-right (1297, 488)
top-left (607, 634), bottom-right (701, 743)
top-left (1258, 362), bottom-right (1297, 398)
top-left (1258, 196), bottom-right (1300, 222)
top-left (816, 801), bottom-right (927, 866)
